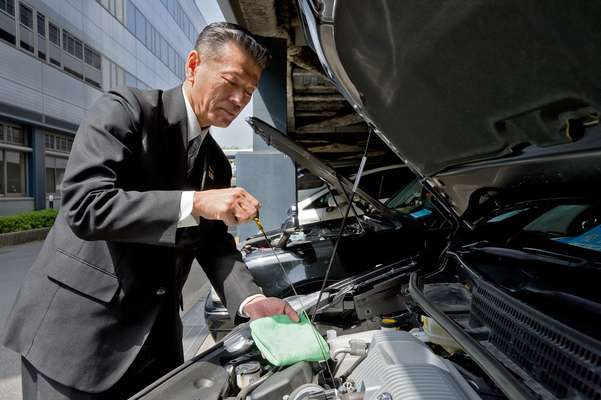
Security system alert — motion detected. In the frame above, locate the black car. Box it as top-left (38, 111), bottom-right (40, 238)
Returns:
top-left (133, 1), bottom-right (601, 399)
top-left (204, 120), bottom-right (431, 341)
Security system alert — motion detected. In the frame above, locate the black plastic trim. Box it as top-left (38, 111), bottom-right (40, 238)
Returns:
top-left (408, 272), bottom-right (535, 400)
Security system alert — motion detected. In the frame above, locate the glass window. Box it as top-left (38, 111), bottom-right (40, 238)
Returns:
top-left (5, 150), bottom-right (25, 195)
top-left (48, 21), bottom-right (59, 46)
top-left (45, 157), bottom-right (55, 194)
top-left (55, 157), bottom-right (66, 191)
top-left (176, 5), bottom-right (182, 26)
top-left (19, 2), bottom-right (32, 29)
top-left (116, 65), bottom-right (124, 87)
top-left (169, 45), bottom-right (176, 71)
top-left (160, 36), bottom-right (168, 64)
top-left (115, 0), bottom-right (123, 23)
top-left (45, 155), bottom-right (67, 194)
top-left (63, 30), bottom-right (83, 59)
top-left (135, 7), bottom-right (145, 44)
top-left (36, 12), bottom-right (45, 37)
top-left (145, 18), bottom-right (151, 48)
top-left (73, 37), bottom-right (82, 59)
top-left (124, 70), bottom-right (136, 87)
top-left (109, 61), bottom-right (116, 87)
top-left (44, 133), bottom-right (53, 148)
top-left (0, 0), bottom-right (15, 16)
top-left (62, 30), bottom-right (68, 51)
top-left (3, 125), bottom-right (26, 145)
top-left (84, 45), bottom-right (101, 69)
top-left (56, 135), bottom-right (64, 151)
top-left (0, 123), bottom-right (4, 142)
top-left (125, 0), bottom-right (135, 33)
top-left (152, 28), bottom-right (159, 56)
top-left (0, 151), bottom-right (3, 195)
top-left (44, 132), bottom-right (72, 153)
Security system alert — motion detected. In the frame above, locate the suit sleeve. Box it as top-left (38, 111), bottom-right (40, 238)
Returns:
top-left (195, 221), bottom-right (262, 321)
top-left (60, 89), bottom-right (181, 246)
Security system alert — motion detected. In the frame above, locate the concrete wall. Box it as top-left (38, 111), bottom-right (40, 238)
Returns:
top-left (0, 198), bottom-right (35, 215)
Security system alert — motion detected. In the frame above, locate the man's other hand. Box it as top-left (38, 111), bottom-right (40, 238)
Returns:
top-left (192, 187), bottom-right (261, 225)
top-left (243, 296), bottom-right (300, 322)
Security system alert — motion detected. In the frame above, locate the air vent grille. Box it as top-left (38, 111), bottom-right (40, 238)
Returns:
top-left (470, 281), bottom-right (601, 399)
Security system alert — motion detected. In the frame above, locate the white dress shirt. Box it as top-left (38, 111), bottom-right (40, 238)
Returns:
top-left (177, 86), bottom-right (264, 316)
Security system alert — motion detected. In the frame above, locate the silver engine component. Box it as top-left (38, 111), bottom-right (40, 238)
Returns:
top-left (337, 330), bottom-right (481, 400)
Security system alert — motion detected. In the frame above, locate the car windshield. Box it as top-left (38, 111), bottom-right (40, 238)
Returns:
top-left (481, 202), bottom-right (601, 256)
top-left (385, 179), bottom-right (424, 210)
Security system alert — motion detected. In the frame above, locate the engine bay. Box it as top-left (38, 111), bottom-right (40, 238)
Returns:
top-left (133, 258), bottom-right (508, 400)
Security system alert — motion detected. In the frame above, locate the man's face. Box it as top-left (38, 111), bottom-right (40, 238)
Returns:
top-left (185, 41), bottom-right (262, 128)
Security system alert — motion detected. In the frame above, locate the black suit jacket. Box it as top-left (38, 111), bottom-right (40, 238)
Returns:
top-left (1, 86), bottom-right (261, 392)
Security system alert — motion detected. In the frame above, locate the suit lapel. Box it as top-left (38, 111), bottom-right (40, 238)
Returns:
top-left (161, 85), bottom-right (188, 187)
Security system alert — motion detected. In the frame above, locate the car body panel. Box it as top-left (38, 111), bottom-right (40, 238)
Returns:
top-left (299, 0), bottom-right (601, 220)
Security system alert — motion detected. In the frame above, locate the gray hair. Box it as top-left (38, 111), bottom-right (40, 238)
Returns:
top-left (194, 22), bottom-right (271, 69)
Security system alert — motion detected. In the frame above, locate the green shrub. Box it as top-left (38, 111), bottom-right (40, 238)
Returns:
top-left (0, 209), bottom-right (59, 234)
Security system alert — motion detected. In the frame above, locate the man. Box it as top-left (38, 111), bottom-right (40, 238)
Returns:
top-left (2, 22), bottom-right (298, 399)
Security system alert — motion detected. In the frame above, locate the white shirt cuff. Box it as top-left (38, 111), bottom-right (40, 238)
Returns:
top-left (177, 191), bottom-right (198, 228)
top-left (238, 294), bottom-right (267, 317)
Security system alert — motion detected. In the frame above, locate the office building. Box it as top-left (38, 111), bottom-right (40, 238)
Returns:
top-left (0, 0), bottom-right (206, 214)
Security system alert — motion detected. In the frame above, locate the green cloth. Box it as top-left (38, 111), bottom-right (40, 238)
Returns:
top-left (250, 313), bottom-right (330, 366)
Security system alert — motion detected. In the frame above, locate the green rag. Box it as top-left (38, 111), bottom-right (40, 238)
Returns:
top-left (250, 313), bottom-right (330, 366)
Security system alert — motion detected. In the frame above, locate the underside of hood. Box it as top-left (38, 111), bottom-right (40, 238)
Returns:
top-left (299, 0), bottom-right (601, 177)
top-left (247, 117), bottom-right (400, 223)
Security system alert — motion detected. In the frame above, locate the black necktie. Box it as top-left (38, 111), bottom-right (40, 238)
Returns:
top-left (187, 134), bottom-right (203, 177)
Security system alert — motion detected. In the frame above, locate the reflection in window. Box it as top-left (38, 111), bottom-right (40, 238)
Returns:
top-left (5, 150), bottom-right (25, 195)
top-left (84, 45), bottom-right (101, 70)
top-left (19, 2), bottom-right (32, 29)
top-left (36, 12), bottom-right (45, 37)
top-left (44, 132), bottom-right (73, 153)
top-left (1, 0), bottom-right (15, 16)
top-left (45, 155), bottom-right (67, 194)
top-left (48, 21), bottom-right (59, 46)
top-left (125, 0), bottom-right (135, 33)
top-left (135, 7), bottom-right (145, 44)
top-left (63, 29), bottom-right (83, 59)
top-left (0, 150), bottom-right (3, 195)
top-left (1, 125), bottom-right (25, 145)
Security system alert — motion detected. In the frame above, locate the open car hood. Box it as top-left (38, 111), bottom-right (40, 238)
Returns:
top-left (298, 0), bottom-right (601, 220)
top-left (247, 117), bottom-right (399, 223)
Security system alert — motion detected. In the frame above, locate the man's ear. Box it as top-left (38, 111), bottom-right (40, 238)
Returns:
top-left (185, 50), bottom-right (201, 82)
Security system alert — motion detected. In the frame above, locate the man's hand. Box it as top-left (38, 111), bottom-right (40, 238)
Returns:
top-left (192, 187), bottom-right (261, 225)
top-left (243, 296), bottom-right (300, 322)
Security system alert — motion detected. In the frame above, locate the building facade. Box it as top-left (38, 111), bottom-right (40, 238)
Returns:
top-left (0, 0), bottom-right (206, 215)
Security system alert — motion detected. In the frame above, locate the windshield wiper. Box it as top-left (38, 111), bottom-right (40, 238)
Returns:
top-left (473, 246), bottom-right (587, 268)
top-left (511, 284), bottom-right (601, 316)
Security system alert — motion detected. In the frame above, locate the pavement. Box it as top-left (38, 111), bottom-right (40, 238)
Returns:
top-left (0, 241), bottom-right (211, 400)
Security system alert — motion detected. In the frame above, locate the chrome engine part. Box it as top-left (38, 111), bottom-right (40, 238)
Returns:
top-left (338, 330), bottom-right (481, 400)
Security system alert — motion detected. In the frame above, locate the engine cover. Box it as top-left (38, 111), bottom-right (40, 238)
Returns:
top-left (347, 330), bottom-right (480, 400)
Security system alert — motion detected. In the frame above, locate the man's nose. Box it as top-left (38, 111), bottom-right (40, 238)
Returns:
top-left (230, 90), bottom-right (245, 108)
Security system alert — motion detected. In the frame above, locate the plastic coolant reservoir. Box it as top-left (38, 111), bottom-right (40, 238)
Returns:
top-left (236, 361), bottom-right (261, 389)
top-left (416, 316), bottom-right (461, 353)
